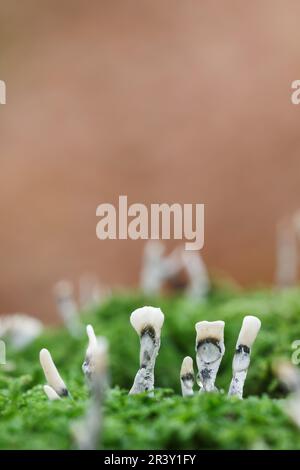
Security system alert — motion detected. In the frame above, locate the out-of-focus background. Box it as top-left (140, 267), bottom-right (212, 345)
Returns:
top-left (1, 0), bottom-right (300, 322)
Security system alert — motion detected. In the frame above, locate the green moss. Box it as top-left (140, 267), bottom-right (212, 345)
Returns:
top-left (1, 287), bottom-right (300, 449)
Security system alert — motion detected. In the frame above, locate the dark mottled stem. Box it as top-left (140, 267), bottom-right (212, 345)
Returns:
top-left (196, 338), bottom-right (225, 392)
top-left (228, 316), bottom-right (261, 399)
top-left (129, 328), bottom-right (160, 396)
top-left (228, 345), bottom-right (250, 398)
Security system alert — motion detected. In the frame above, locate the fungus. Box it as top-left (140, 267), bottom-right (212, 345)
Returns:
top-left (228, 316), bottom-right (261, 399)
top-left (195, 320), bottom-right (225, 392)
top-left (180, 356), bottom-right (194, 397)
top-left (129, 306), bottom-right (164, 396)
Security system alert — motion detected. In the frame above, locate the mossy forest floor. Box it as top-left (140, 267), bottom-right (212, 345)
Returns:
top-left (1, 287), bottom-right (300, 449)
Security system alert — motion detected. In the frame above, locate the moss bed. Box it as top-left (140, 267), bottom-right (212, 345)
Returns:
top-left (1, 287), bottom-right (300, 449)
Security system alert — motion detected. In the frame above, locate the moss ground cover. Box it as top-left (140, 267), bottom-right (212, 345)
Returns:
top-left (1, 287), bottom-right (300, 449)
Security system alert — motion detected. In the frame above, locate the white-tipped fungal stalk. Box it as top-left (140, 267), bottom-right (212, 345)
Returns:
top-left (0, 314), bottom-right (43, 350)
top-left (284, 393), bottom-right (300, 428)
top-left (129, 306), bottom-right (164, 396)
top-left (180, 356), bottom-right (195, 396)
top-left (275, 360), bottom-right (300, 428)
top-left (181, 251), bottom-right (210, 300)
top-left (82, 324), bottom-right (108, 386)
top-left (79, 274), bottom-right (105, 309)
top-left (275, 360), bottom-right (300, 393)
top-left (43, 385), bottom-right (60, 401)
top-left (228, 315), bottom-right (261, 399)
top-left (275, 213), bottom-right (300, 288)
top-left (53, 280), bottom-right (81, 337)
top-left (195, 320), bottom-right (225, 392)
top-left (40, 348), bottom-right (69, 398)
top-left (140, 241), bottom-right (181, 295)
top-left (73, 336), bottom-right (108, 450)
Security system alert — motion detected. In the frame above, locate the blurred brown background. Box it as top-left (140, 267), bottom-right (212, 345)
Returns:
top-left (0, 0), bottom-right (300, 322)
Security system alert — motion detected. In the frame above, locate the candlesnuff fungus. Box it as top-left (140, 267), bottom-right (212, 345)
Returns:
top-left (82, 324), bottom-right (108, 387)
top-left (0, 314), bottom-right (43, 350)
top-left (180, 356), bottom-right (194, 397)
top-left (275, 215), bottom-right (299, 289)
top-left (228, 315), bottom-right (261, 399)
top-left (181, 250), bottom-right (210, 300)
top-left (275, 360), bottom-right (300, 428)
top-left (140, 241), bottom-right (181, 295)
top-left (275, 359), bottom-right (300, 392)
top-left (43, 384), bottom-right (60, 401)
top-left (82, 324), bottom-right (97, 378)
top-left (129, 306), bottom-right (164, 396)
top-left (79, 274), bottom-right (102, 309)
top-left (53, 280), bottom-right (81, 337)
top-left (39, 348), bottom-right (69, 398)
top-left (73, 335), bottom-right (109, 450)
top-left (195, 320), bottom-right (225, 392)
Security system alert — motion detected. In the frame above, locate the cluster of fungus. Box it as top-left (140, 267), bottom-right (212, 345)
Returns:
top-left (128, 307), bottom-right (261, 399)
top-left (181, 315), bottom-right (261, 398)
top-left (37, 306), bottom-right (261, 448)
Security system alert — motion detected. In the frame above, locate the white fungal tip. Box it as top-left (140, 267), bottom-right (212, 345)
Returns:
top-left (195, 320), bottom-right (225, 343)
top-left (83, 334), bottom-right (109, 381)
top-left (237, 316), bottom-right (261, 348)
top-left (39, 348), bottom-right (68, 396)
top-left (130, 306), bottom-right (164, 338)
top-left (180, 356), bottom-right (194, 376)
top-left (274, 360), bottom-right (300, 391)
top-left (43, 385), bottom-right (60, 401)
top-left (93, 337), bottom-right (109, 374)
top-left (86, 324), bottom-right (97, 352)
